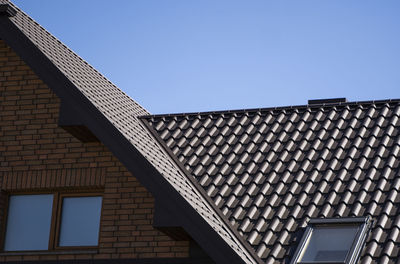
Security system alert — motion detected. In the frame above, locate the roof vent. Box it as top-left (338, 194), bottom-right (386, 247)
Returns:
top-left (0, 4), bottom-right (17, 17)
top-left (308, 98), bottom-right (347, 105)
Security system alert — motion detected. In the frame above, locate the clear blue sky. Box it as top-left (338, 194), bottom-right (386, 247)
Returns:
top-left (13, 0), bottom-right (400, 114)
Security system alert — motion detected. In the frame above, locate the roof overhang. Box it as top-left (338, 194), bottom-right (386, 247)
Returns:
top-left (0, 4), bottom-right (260, 263)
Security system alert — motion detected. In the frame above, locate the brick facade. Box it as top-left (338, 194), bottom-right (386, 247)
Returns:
top-left (0, 40), bottom-right (190, 262)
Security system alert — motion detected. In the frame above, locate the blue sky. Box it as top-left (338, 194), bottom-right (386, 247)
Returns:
top-left (13, 0), bottom-right (400, 114)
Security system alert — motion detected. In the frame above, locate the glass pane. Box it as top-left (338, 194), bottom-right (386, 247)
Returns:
top-left (300, 226), bottom-right (359, 262)
top-left (4, 194), bottom-right (53, 251)
top-left (59, 196), bottom-right (102, 246)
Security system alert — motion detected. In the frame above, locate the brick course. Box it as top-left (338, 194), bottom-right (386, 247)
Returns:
top-left (0, 40), bottom-right (190, 262)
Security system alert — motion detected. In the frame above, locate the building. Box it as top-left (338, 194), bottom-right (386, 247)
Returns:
top-left (0, 1), bottom-right (399, 263)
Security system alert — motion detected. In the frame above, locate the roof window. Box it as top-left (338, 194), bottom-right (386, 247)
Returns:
top-left (291, 217), bottom-right (371, 264)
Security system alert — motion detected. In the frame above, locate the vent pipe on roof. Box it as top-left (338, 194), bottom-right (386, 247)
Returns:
top-left (308, 98), bottom-right (347, 105)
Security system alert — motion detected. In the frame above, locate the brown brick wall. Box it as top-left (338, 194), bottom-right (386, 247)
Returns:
top-left (0, 40), bottom-right (190, 262)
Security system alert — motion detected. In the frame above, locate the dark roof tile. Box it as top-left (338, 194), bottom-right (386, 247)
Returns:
top-left (144, 100), bottom-right (400, 263)
top-left (2, 1), bottom-right (258, 262)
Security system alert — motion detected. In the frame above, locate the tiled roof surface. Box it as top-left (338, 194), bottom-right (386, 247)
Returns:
top-left (143, 100), bottom-right (400, 264)
top-left (1, 1), bottom-right (257, 263)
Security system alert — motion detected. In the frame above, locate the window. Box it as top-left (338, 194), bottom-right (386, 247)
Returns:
top-left (291, 217), bottom-right (371, 264)
top-left (58, 195), bottom-right (102, 247)
top-left (4, 194), bottom-right (53, 251)
top-left (3, 193), bottom-right (102, 252)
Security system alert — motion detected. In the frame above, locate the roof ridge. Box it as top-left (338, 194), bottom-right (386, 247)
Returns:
top-left (141, 98), bottom-right (400, 119)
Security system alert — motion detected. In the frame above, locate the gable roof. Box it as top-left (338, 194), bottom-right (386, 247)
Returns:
top-left (142, 100), bottom-right (400, 263)
top-left (0, 1), bottom-right (259, 263)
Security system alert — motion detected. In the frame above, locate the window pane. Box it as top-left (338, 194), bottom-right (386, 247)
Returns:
top-left (300, 226), bottom-right (359, 262)
top-left (4, 194), bottom-right (53, 251)
top-left (59, 196), bottom-right (102, 246)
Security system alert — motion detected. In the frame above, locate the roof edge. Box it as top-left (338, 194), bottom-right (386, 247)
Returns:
top-left (5, 0), bottom-right (150, 114)
top-left (0, 4), bottom-right (16, 17)
top-left (140, 98), bottom-right (400, 119)
top-left (0, 8), bottom-right (258, 264)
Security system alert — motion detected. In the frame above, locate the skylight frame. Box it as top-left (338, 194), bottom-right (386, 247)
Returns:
top-left (290, 217), bottom-right (371, 264)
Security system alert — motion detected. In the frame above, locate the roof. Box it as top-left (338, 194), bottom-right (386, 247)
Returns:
top-left (0, 1), bottom-right (259, 263)
top-left (142, 99), bottom-right (400, 264)
top-left (2, 1), bottom-right (400, 263)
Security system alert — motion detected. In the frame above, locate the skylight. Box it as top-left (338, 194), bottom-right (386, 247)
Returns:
top-left (291, 217), bottom-right (371, 264)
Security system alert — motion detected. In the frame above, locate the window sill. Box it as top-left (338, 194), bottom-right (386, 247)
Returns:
top-left (0, 249), bottom-right (98, 256)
